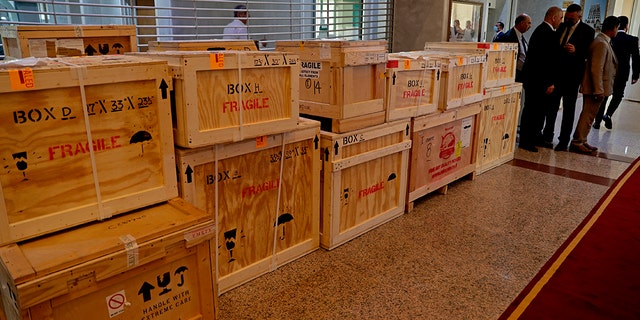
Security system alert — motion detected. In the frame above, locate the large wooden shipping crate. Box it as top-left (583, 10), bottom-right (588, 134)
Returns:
top-left (134, 51), bottom-right (300, 147)
top-left (176, 118), bottom-right (320, 293)
top-left (275, 40), bottom-right (388, 132)
top-left (0, 198), bottom-right (217, 320)
top-left (424, 42), bottom-right (517, 88)
top-left (147, 40), bottom-right (258, 51)
top-left (476, 83), bottom-right (522, 174)
top-left (407, 103), bottom-right (481, 208)
top-left (385, 52), bottom-right (441, 121)
top-left (320, 120), bottom-right (411, 250)
top-left (420, 50), bottom-right (486, 111)
top-left (0, 55), bottom-right (177, 245)
top-left (0, 25), bottom-right (137, 59)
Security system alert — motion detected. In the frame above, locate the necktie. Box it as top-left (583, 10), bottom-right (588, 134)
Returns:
top-left (561, 28), bottom-right (571, 45)
top-left (521, 36), bottom-right (528, 53)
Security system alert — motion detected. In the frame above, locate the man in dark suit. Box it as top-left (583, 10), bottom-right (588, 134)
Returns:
top-left (542, 4), bottom-right (595, 151)
top-left (493, 21), bottom-right (505, 41)
top-left (570, 16), bottom-right (619, 154)
top-left (594, 15), bottom-right (640, 129)
top-left (495, 13), bottom-right (532, 83)
top-left (518, 7), bottom-right (564, 152)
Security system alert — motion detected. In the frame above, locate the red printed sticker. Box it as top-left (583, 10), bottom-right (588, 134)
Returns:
top-left (9, 68), bottom-right (36, 90)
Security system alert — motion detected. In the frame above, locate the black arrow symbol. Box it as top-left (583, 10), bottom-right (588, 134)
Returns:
top-left (85, 45), bottom-right (97, 56)
top-left (406, 124), bottom-right (410, 136)
top-left (185, 165), bottom-right (193, 183)
top-left (314, 135), bottom-right (319, 149)
top-left (392, 72), bottom-right (397, 85)
top-left (334, 141), bottom-right (339, 155)
top-left (138, 282), bottom-right (155, 302)
top-left (324, 148), bottom-right (329, 161)
top-left (437, 69), bottom-right (440, 81)
top-left (159, 79), bottom-right (168, 99)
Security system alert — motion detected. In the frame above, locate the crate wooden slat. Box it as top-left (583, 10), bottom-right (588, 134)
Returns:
top-left (0, 198), bottom-right (217, 320)
top-left (385, 52), bottom-right (441, 121)
top-left (176, 118), bottom-right (320, 294)
top-left (0, 55), bottom-right (177, 245)
top-left (132, 51), bottom-right (300, 147)
top-left (419, 50), bottom-right (486, 111)
top-left (476, 83), bottom-right (522, 174)
top-left (407, 103), bottom-right (481, 210)
top-left (0, 25), bottom-right (137, 59)
top-left (424, 42), bottom-right (517, 88)
top-left (275, 40), bottom-right (387, 126)
top-left (320, 119), bottom-right (411, 250)
top-left (147, 40), bottom-right (258, 51)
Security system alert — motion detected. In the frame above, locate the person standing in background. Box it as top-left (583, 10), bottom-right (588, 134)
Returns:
top-left (594, 15), bottom-right (640, 129)
top-left (518, 7), bottom-right (564, 152)
top-left (496, 13), bottom-right (532, 83)
top-left (544, 4), bottom-right (595, 151)
top-left (493, 21), bottom-right (505, 41)
top-left (223, 5), bottom-right (249, 40)
top-left (570, 16), bottom-right (619, 154)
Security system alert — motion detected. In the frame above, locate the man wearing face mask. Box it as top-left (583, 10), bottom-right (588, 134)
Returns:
top-left (493, 21), bottom-right (505, 41)
top-left (542, 4), bottom-right (595, 151)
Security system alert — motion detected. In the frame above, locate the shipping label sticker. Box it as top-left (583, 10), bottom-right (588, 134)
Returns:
top-left (319, 44), bottom-right (331, 60)
top-left (106, 290), bottom-right (127, 318)
top-left (256, 136), bottom-right (267, 148)
top-left (403, 60), bottom-right (411, 70)
top-left (210, 53), bottom-right (225, 69)
top-left (300, 61), bottom-right (321, 79)
top-left (184, 223), bottom-right (215, 242)
top-left (461, 117), bottom-right (473, 148)
top-left (9, 68), bottom-right (36, 91)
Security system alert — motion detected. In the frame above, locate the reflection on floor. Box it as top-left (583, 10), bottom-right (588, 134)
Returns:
top-left (217, 97), bottom-right (639, 320)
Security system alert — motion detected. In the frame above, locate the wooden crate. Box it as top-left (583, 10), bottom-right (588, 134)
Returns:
top-left (419, 50), bottom-right (486, 111)
top-left (320, 119), bottom-right (411, 250)
top-left (176, 118), bottom-right (320, 293)
top-left (0, 55), bottom-right (177, 245)
top-left (407, 103), bottom-right (481, 210)
top-left (0, 198), bottom-right (217, 320)
top-left (133, 51), bottom-right (300, 148)
top-left (300, 110), bottom-right (386, 134)
top-left (0, 25), bottom-right (137, 59)
top-left (424, 42), bottom-right (517, 88)
top-left (476, 83), bottom-right (522, 174)
top-left (386, 52), bottom-right (441, 121)
top-left (275, 40), bottom-right (387, 122)
top-left (148, 39), bottom-right (258, 51)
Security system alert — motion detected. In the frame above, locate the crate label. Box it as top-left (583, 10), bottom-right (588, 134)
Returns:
top-left (106, 290), bottom-right (127, 318)
top-left (403, 60), bottom-right (411, 70)
top-left (256, 136), bottom-right (267, 148)
top-left (319, 44), bottom-right (331, 59)
top-left (9, 68), bottom-right (35, 90)
top-left (300, 61), bottom-right (321, 78)
top-left (461, 117), bottom-right (473, 148)
top-left (184, 223), bottom-right (215, 242)
top-left (120, 234), bottom-right (139, 268)
top-left (210, 53), bottom-right (225, 69)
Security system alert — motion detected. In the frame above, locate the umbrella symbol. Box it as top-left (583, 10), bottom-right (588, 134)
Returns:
top-left (130, 130), bottom-right (152, 153)
top-left (112, 43), bottom-right (124, 54)
top-left (275, 213), bottom-right (294, 240)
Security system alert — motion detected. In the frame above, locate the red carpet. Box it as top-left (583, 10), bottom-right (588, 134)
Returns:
top-left (500, 157), bottom-right (640, 319)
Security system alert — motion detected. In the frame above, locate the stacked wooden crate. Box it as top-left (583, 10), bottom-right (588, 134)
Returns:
top-left (147, 40), bottom-right (258, 52)
top-left (0, 55), bottom-right (218, 319)
top-left (133, 50), bottom-right (320, 294)
top-left (0, 25), bottom-right (137, 59)
top-left (424, 42), bottom-right (522, 174)
top-left (275, 40), bottom-right (388, 133)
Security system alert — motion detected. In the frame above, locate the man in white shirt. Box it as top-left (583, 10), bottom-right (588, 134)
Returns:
top-left (223, 5), bottom-right (249, 40)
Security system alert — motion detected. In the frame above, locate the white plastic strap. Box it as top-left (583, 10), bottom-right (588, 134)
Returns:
top-left (214, 144), bottom-right (220, 283)
top-left (120, 234), bottom-right (139, 268)
top-left (237, 53), bottom-right (244, 141)
top-left (270, 133), bottom-right (287, 271)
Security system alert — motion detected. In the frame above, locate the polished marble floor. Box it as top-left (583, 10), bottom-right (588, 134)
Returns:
top-left (217, 96), bottom-right (639, 320)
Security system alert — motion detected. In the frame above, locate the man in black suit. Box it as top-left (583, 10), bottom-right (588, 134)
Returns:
top-left (519, 7), bottom-right (564, 152)
top-left (544, 4), bottom-right (595, 151)
top-left (594, 15), bottom-right (640, 129)
top-left (495, 13), bottom-right (532, 83)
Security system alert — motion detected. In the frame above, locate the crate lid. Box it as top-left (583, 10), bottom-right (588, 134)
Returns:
top-left (275, 39), bottom-right (387, 48)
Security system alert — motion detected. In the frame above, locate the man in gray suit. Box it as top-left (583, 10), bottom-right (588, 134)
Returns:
top-left (570, 16), bottom-right (620, 154)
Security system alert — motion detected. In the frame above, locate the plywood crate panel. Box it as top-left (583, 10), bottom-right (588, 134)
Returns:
top-left (408, 103), bottom-right (481, 205)
top-left (0, 198), bottom-right (217, 320)
top-left (476, 83), bottom-right (522, 174)
top-left (419, 50), bottom-right (486, 111)
top-left (320, 120), bottom-right (411, 250)
top-left (275, 40), bottom-right (387, 121)
top-left (133, 51), bottom-right (300, 147)
top-left (424, 42), bottom-right (517, 88)
top-left (0, 55), bottom-right (177, 245)
top-left (0, 25), bottom-right (137, 59)
top-left (386, 52), bottom-right (441, 121)
top-left (148, 39), bottom-right (258, 51)
top-left (176, 118), bottom-right (320, 293)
